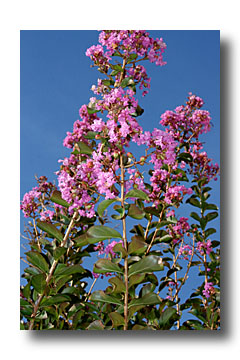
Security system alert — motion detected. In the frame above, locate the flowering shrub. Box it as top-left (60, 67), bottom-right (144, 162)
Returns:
top-left (20, 30), bottom-right (220, 330)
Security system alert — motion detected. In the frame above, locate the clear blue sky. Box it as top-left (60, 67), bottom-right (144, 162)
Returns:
top-left (20, 30), bottom-right (220, 312)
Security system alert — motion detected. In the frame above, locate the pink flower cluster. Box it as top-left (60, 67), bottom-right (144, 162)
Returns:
top-left (40, 209), bottom-right (54, 222)
top-left (203, 282), bottom-right (215, 299)
top-left (63, 105), bottom-right (100, 149)
top-left (190, 146), bottom-right (220, 182)
top-left (178, 244), bottom-right (192, 260)
top-left (160, 95), bottom-right (211, 141)
top-left (165, 185), bottom-right (193, 205)
top-left (98, 30), bottom-right (166, 66)
top-left (86, 31), bottom-right (166, 96)
top-left (197, 240), bottom-right (213, 256)
top-left (167, 217), bottom-right (191, 244)
top-left (20, 177), bottom-right (54, 218)
top-left (20, 187), bottom-right (41, 218)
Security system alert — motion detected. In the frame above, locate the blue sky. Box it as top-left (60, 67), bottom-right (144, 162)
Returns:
top-left (20, 30), bottom-right (220, 315)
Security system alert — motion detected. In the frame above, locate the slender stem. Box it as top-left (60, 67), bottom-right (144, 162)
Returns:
top-left (145, 207), bottom-right (164, 256)
top-left (174, 263), bottom-right (180, 329)
top-left (33, 217), bottom-right (41, 251)
top-left (120, 154), bottom-right (128, 330)
top-left (28, 211), bottom-right (78, 330)
top-left (87, 278), bottom-right (98, 297)
top-left (119, 57), bottom-right (127, 85)
top-left (144, 215), bottom-right (152, 241)
top-left (173, 235), bottom-right (195, 301)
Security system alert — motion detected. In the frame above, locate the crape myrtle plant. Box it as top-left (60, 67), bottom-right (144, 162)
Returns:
top-left (20, 30), bottom-right (220, 331)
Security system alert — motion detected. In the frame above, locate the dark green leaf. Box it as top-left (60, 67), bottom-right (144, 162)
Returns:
top-left (190, 212), bottom-right (201, 222)
top-left (109, 312), bottom-right (124, 327)
top-left (26, 251), bottom-right (49, 274)
top-left (87, 225), bottom-right (122, 242)
top-left (113, 243), bottom-right (127, 258)
top-left (37, 221), bottom-right (63, 243)
top-left (50, 190), bottom-right (70, 208)
top-left (205, 228), bottom-right (217, 238)
top-left (90, 290), bottom-right (123, 306)
top-left (31, 273), bottom-right (46, 294)
top-left (97, 199), bottom-right (116, 217)
top-left (125, 189), bottom-right (149, 201)
top-left (108, 276), bottom-right (126, 293)
top-left (128, 255), bottom-right (164, 277)
top-left (55, 264), bottom-right (85, 276)
top-left (73, 233), bottom-right (89, 247)
top-left (84, 131), bottom-right (98, 139)
top-left (177, 152), bottom-right (193, 163)
top-left (128, 292), bottom-right (161, 308)
top-left (87, 320), bottom-right (105, 330)
top-left (53, 247), bottom-right (66, 261)
top-left (205, 211), bottom-right (218, 223)
top-left (120, 77), bottom-right (134, 88)
top-left (77, 141), bottom-right (93, 155)
top-left (159, 307), bottom-right (177, 328)
top-left (128, 204), bottom-right (145, 220)
top-left (186, 197), bottom-right (201, 208)
top-left (93, 259), bottom-right (123, 275)
top-left (128, 238), bottom-right (147, 255)
top-left (204, 203), bottom-right (218, 211)
top-left (128, 274), bottom-right (145, 289)
top-left (41, 294), bottom-right (71, 306)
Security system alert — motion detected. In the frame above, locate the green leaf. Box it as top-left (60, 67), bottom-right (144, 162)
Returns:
top-left (41, 294), bottom-right (71, 306)
top-left (128, 273), bottom-right (145, 289)
top-left (190, 212), bottom-right (201, 222)
top-left (159, 234), bottom-right (172, 243)
top-left (109, 312), bottom-right (125, 327)
top-left (182, 320), bottom-right (206, 330)
top-left (84, 131), bottom-right (98, 139)
top-left (128, 292), bottom-right (161, 308)
top-left (131, 104), bottom-right (144, 117)
top-left (111, 207), bottom-right (125, 220)
top-left (113, 243), bottom-right (127, 258)
top-left (77, 141), bottom-right (93, 155)
top-left (73, 233), bottom-right (89, 247)
top-left (177, 152), bottom-right (193, 163)
top-left (26, 251), bottom-right (49, 274)
top-left (128, 255), bottom-right (164, 277)
top-left (53, 247), bottom-right (66, 261)
top-left (55, 264), bottom-right (86, 276)
top-left (90, 290), bottom-right (123, 306)
top-left (120, 77), bottom-right (134, 88)
top-left (87, 225), bottom-right (122, 242)
top-left (203, 203), bottom-right (218, 211)
top-left (128, 238), bottom-right (147, 255)
top-left (50, 190), bottom-right (70, 208)
top-left (37, 221), bottom-right (63, 243)
top-left (125, 189), bottom-right (149, 201)
top-left (97, 199), bottom-right (116, 217)
top-left (205, 211), bottom-right (218, 223)
top-left (186, 197), bottom-right (201, 208)
top-left (22, 282), bottom-right (31, 299)
top-left (108, 276), bottom-right (126, 293)
top-left (159, 307), bottom-right (177, 328)
top-left (87, 320), bottom-right (105, 330)
top-left (128, 204), bottom-right (145, 220)
top-left (127, 53), bottom-right (138, 62)
top-left (93, 259), bottom-right (123, 275)
top-left (31, 273), bottom-right (46, 294)
top-left (204, 228), bottom-right (217, 238)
